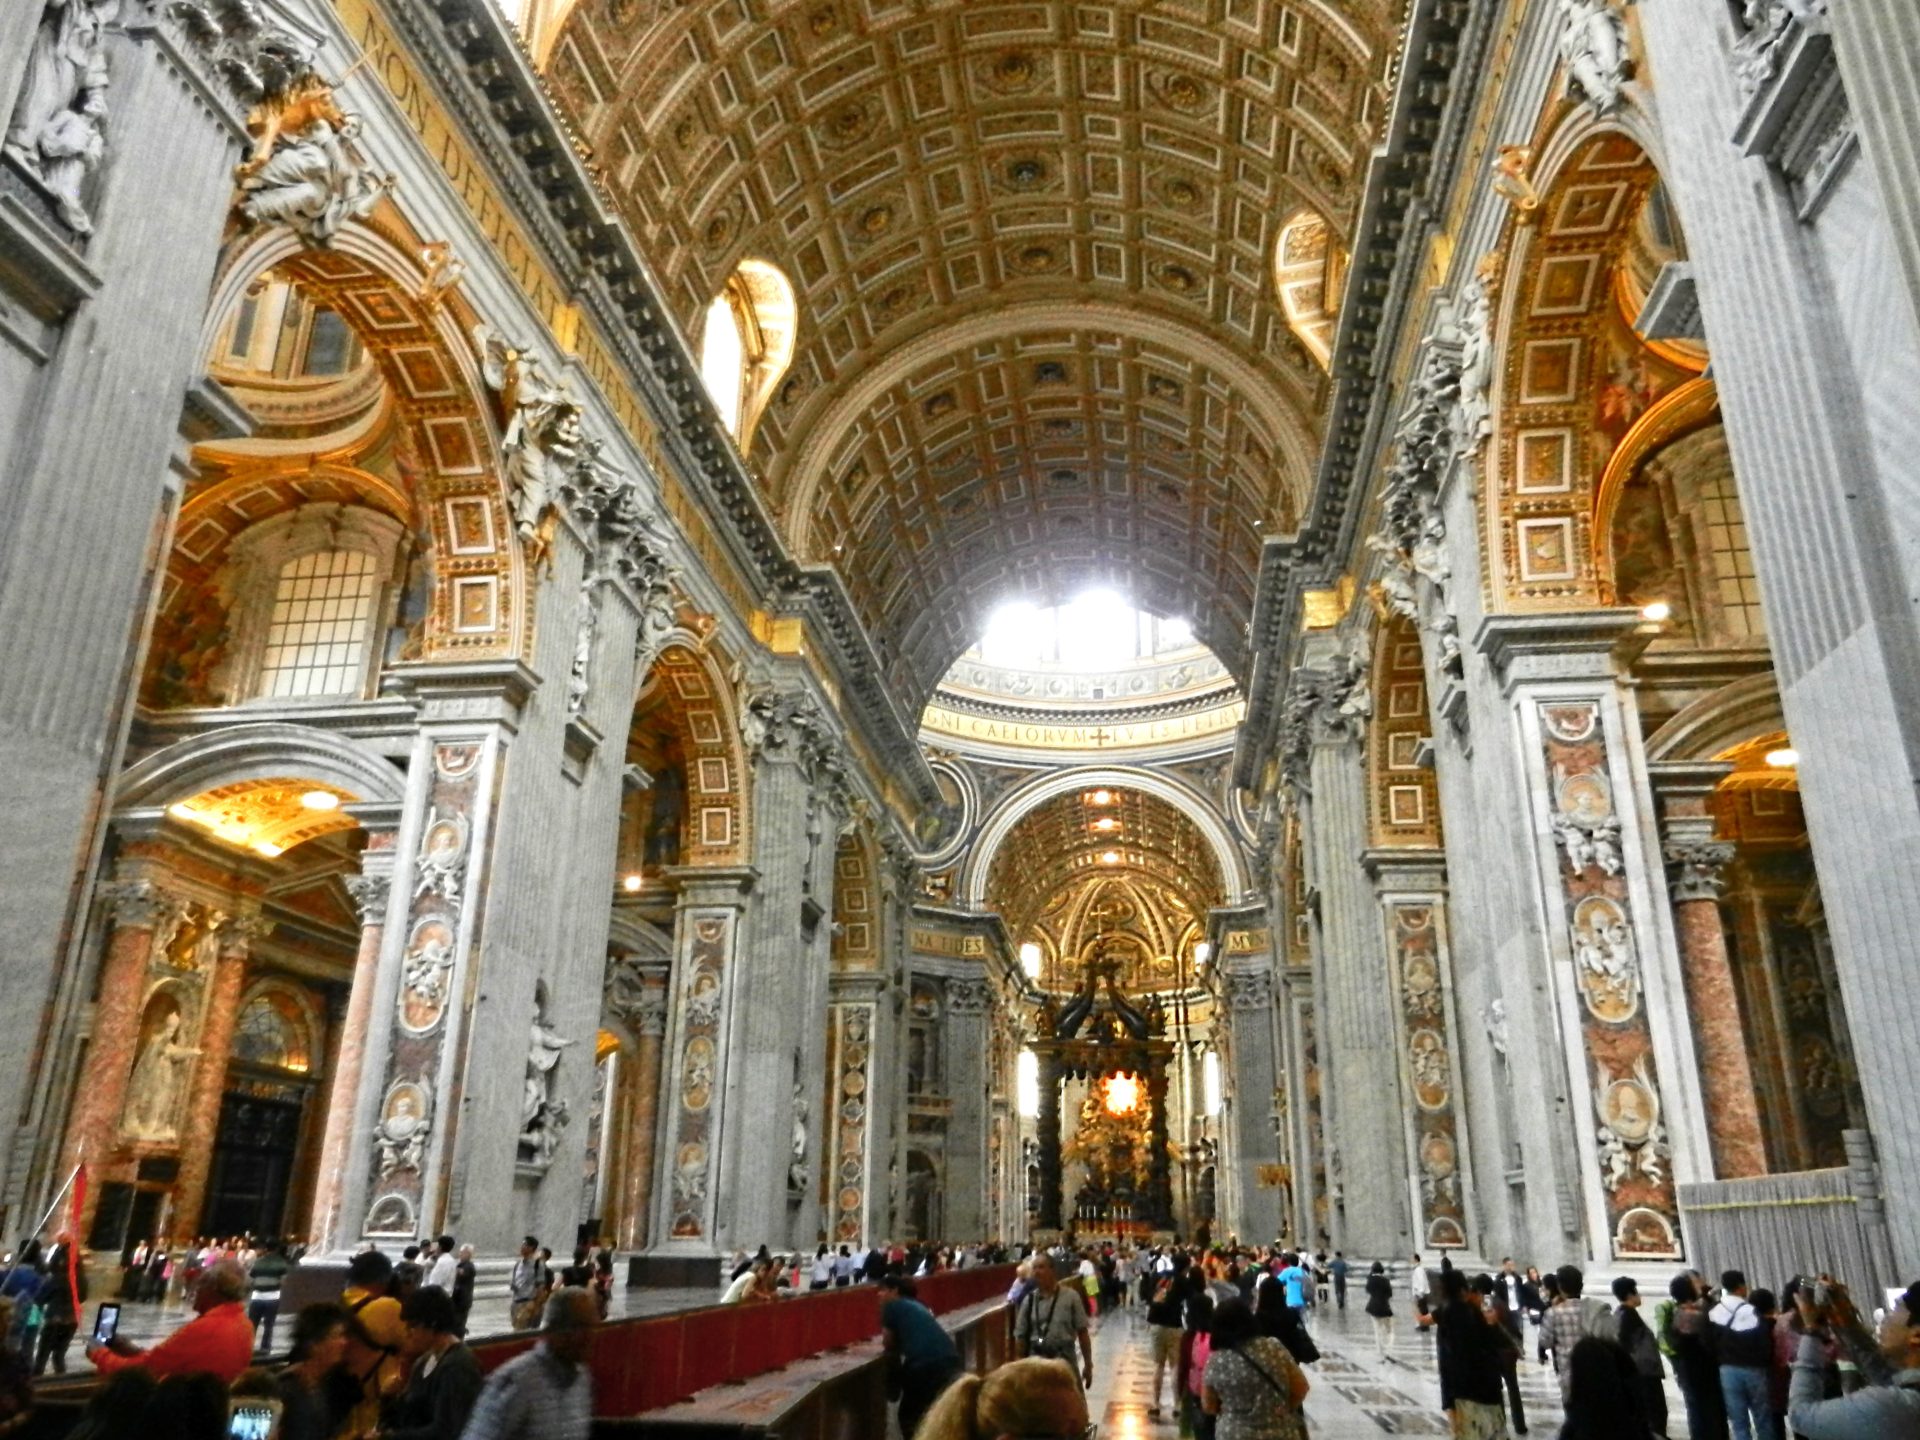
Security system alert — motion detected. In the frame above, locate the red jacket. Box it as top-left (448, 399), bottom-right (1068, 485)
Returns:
top-left (94, 1300), bottom-right (254, 1384)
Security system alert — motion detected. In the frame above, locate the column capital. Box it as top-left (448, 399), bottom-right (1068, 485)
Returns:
top-left (1664, 839), bottom-right (1737, 902)
top-left (605, 953), bottom-right (670, 1036)
top-left (96, 877), bottom-right (182, 930)
top-left (944, 977), bottom-right (994, 1016)
top-left (663, 864), bottom-right (758, 907)
top-left (342, 873), bottom-right (392, 927)
top-left (1222, 966), bottom-right (1274, 1012)
top-left (217, 910), bottom-right (273, 958)
top-left (1277, 653), bottom-right (1370, 797)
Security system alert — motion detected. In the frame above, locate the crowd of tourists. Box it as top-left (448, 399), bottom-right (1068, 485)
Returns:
top-left (0, 1229), bottom-right (613, 1440)
top-left (715, 1239), bottom-right (1013, 1304)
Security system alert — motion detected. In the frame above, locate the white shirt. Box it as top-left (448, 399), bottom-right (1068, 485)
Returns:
top-left (1411, 1265), bottom-right (1432, 1298)
top-left (721, 1270), bottom-right (758, 1303)
top-left (810, 1254), bottom-right (834, 1284)
top-left (427, 1251), bottom-right (458, 1292)
top-left (833, 1253), bottom-right (860, 1280)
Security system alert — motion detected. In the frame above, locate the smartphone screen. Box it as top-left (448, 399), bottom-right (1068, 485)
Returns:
top-left (90, 1302), bottom-right (119, 1347)
top-left (226, 1401), bottom-right (280, 1440)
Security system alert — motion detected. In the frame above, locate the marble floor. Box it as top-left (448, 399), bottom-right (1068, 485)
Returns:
top-left (1077, 1297), bottom-right (1693, 1439)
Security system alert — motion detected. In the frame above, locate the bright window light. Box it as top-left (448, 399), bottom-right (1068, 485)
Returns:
top-left (1161, 616), bottom-right (1193, 648)
top-left (701, 294), bottom-right (744, 437)
top-left (494, 0), bottom-right (528, 23)
top-left (1203, 1051), bottom-right (1222, 1116)
top-left (1057, 590), bottom-right (1135, 669)
top-left (1017, 1049), bottom-right (1040, 1118)
top-left (1019, 941), bottom-right (1042, 979)
top-left (1193, 940), bottom-right (1211, 967)
top-left (981, 600), bottom-right (1043, 665)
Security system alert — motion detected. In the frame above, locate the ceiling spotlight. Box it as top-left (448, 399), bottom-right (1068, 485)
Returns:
top-left (253, 840), bottom-right (283, 858)
top-left (1094, 817), bottom-right (1118, 831)
top-left (1765, 747), bottom-right (1799, 769)
top-left (622, 873), bottom-right (644, 893)
top-left (300, 790), bottom-right (340, 811)
top-left (1091, 789), bottom-right (1113, 805)
top-left (1100, 850), bottom-right (1120, 865)
top-left (1640, 600), bottom-right (1672, 623)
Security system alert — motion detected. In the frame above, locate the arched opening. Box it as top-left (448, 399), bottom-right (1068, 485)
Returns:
top-left (699, 259), bottom-right (798, 455)
top-left (1272, 210), bottom-right (1345, 371)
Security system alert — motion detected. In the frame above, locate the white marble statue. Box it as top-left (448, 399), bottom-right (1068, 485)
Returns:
top-left (375, 1089), bottom-right (432, 1176)
top-left (788, 1079), bottom-right (810, 1194)
top-left (476, 326), bottom-right (582, 556)
top-left (124, 1010), bottom-right (199, 1141)
top-left (1557, 0), bottom-right (1630, 115)
top-left (5, 0), bottom-right (117, 236)
top-left (235, 80), bottom-right (388, 246)
top-left (520, 1005), bottom-right (574, 1163)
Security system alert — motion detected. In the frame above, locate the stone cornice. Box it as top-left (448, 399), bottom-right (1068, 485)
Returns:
top-left (1235, 0), bottom-right (1486, 789)
top-left (389, 0), bottom-right (940, 812)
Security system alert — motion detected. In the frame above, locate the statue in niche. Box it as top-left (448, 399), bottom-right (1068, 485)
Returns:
top-left (788, 1075), bottom-right (810, 1195)
top-left (519, 1000), bottom-right (574, 1165)
top-left (124, 1004), bottom-right (199, 1141)
top-left (5, 0), bottom-right (116, 236)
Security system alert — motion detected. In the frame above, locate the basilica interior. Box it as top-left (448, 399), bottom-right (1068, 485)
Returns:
top-left (2, 0), bottom-right (1919, 1324)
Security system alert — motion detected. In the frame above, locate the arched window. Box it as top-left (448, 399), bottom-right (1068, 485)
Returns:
top-left (217, 275), bottom-right (363, 380)
top-left (1273, 212), bottom-right (1344, 370)
top-left (232, 989), bottom-right (314, 1074)
top-left (698, 259), bottom-right (797, 452)
top-left (224, 503), bottom-right (406, 704)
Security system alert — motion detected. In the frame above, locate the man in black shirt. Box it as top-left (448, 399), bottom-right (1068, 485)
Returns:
top-left (1145, 1264), bottom-right (1185, 1418)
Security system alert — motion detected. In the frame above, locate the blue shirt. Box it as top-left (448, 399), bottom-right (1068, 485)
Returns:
top-left (1279, 1266), bottom-right (1309, 1308)
top-left (883, 1298), bottom-right (959, 1372)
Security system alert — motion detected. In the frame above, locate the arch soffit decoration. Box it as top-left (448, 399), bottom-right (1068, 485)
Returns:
top-left (632, 639), bottom-right (751, 866)
top-left (201, 216), bottom-right (528, 664)
top-left (831, 822), bottom-right (882, 972)
top-left (960, 766), bottom-right (1248, 908)
top-left (1481, 105), bottom-right (1688, 612)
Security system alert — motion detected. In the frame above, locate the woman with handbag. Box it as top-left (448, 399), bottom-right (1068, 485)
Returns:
top-left (1202, 1297), bottom-right (1311, 1440)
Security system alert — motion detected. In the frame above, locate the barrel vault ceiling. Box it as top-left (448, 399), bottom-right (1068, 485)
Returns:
top-left (548, 0), bottom-right (1403, 705)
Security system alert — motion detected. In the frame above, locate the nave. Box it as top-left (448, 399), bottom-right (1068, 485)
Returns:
top-left (1074, 1300), bottom-right (1688, 1440)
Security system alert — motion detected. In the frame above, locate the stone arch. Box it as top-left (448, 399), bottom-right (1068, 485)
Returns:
top-left (196, 213), bottom-right (527, 662)
top-left (960, 766), bottom-right (1249, 908)
top-left (1643, 674), bottom-right (1787, 765)
top-left (623, 639), bottom-right (751, 869)
top-left (116, 722), bottom-right (407, 818)
top-left (1480, 112), bottom-right (1704, 611)
top-left (700, 257), bottom-right (798, 455)
top-left (1273, 209), bottom-right (1344, 370)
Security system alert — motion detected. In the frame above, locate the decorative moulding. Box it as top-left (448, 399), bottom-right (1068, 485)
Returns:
top-left (1730, 16), bottom-right (1856, 223)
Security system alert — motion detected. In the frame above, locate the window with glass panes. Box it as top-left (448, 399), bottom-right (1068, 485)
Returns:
top-left (257, 550), bottom-right (378, 699)
top-left (1696, 471), bottom-right (1765, 638)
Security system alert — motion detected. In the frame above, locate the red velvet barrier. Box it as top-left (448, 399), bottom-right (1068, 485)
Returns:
top-left (469, 1263), bottom-right (1016, 1416)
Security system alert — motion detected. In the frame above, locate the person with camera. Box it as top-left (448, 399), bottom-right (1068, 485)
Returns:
top-left (1012, 1255), bottom-right (1093, 1391)
top-left (1782, 1275), bottom-right (1920, 1437)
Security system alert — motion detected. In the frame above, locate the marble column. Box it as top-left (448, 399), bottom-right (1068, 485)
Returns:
top-left (0, 14), bottom-right (249, 1220)
top-left (723, 687), bottom-right (841, 1250)
top-left (170, 912), bottom-right (268, 1239)
top-left (614, 977), bottom-right (668, 1251)
top-left (941, 977), bottom-right (992, 1242)
top-left (307, 848), bottom-right (396, 1254)
top-left (63, 877), bottom-right (183, 1232)
top-left (646, 867), bottom-right (753, 1267)
top-left (1035, 1051), bottom-right (1064, 1234)
top-left (1829, 0), bottom-right (1920, 339)
top-left (1636, 0), bottom-right (1920, 1269)
top-left (1652, 763), bottom-right (1767, 1181)
top-left (1294, 666), bottom-right (1412, 1259)
top-left (1221, 965), bottom-right (1283, 1244)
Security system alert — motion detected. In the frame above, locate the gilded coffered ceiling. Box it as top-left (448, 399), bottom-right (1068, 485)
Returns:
top-left (985, 785), bottom-right (1222, 944)
top-left (547, 0), bottom-right (1401, 702)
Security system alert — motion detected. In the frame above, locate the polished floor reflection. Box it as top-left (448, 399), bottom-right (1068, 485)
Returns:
top-left (1078, 1295), bottom-right (1694, 1439)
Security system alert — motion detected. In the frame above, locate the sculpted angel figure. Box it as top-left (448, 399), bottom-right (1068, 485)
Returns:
top-left (235, 76), bottom-right (388, 246)
top-left (476, 326), bottom-right (582, 562)
top-left (5, 0), bottom-right (117, 235)
top-left (1556, 0), bottom-right (1630, 115)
